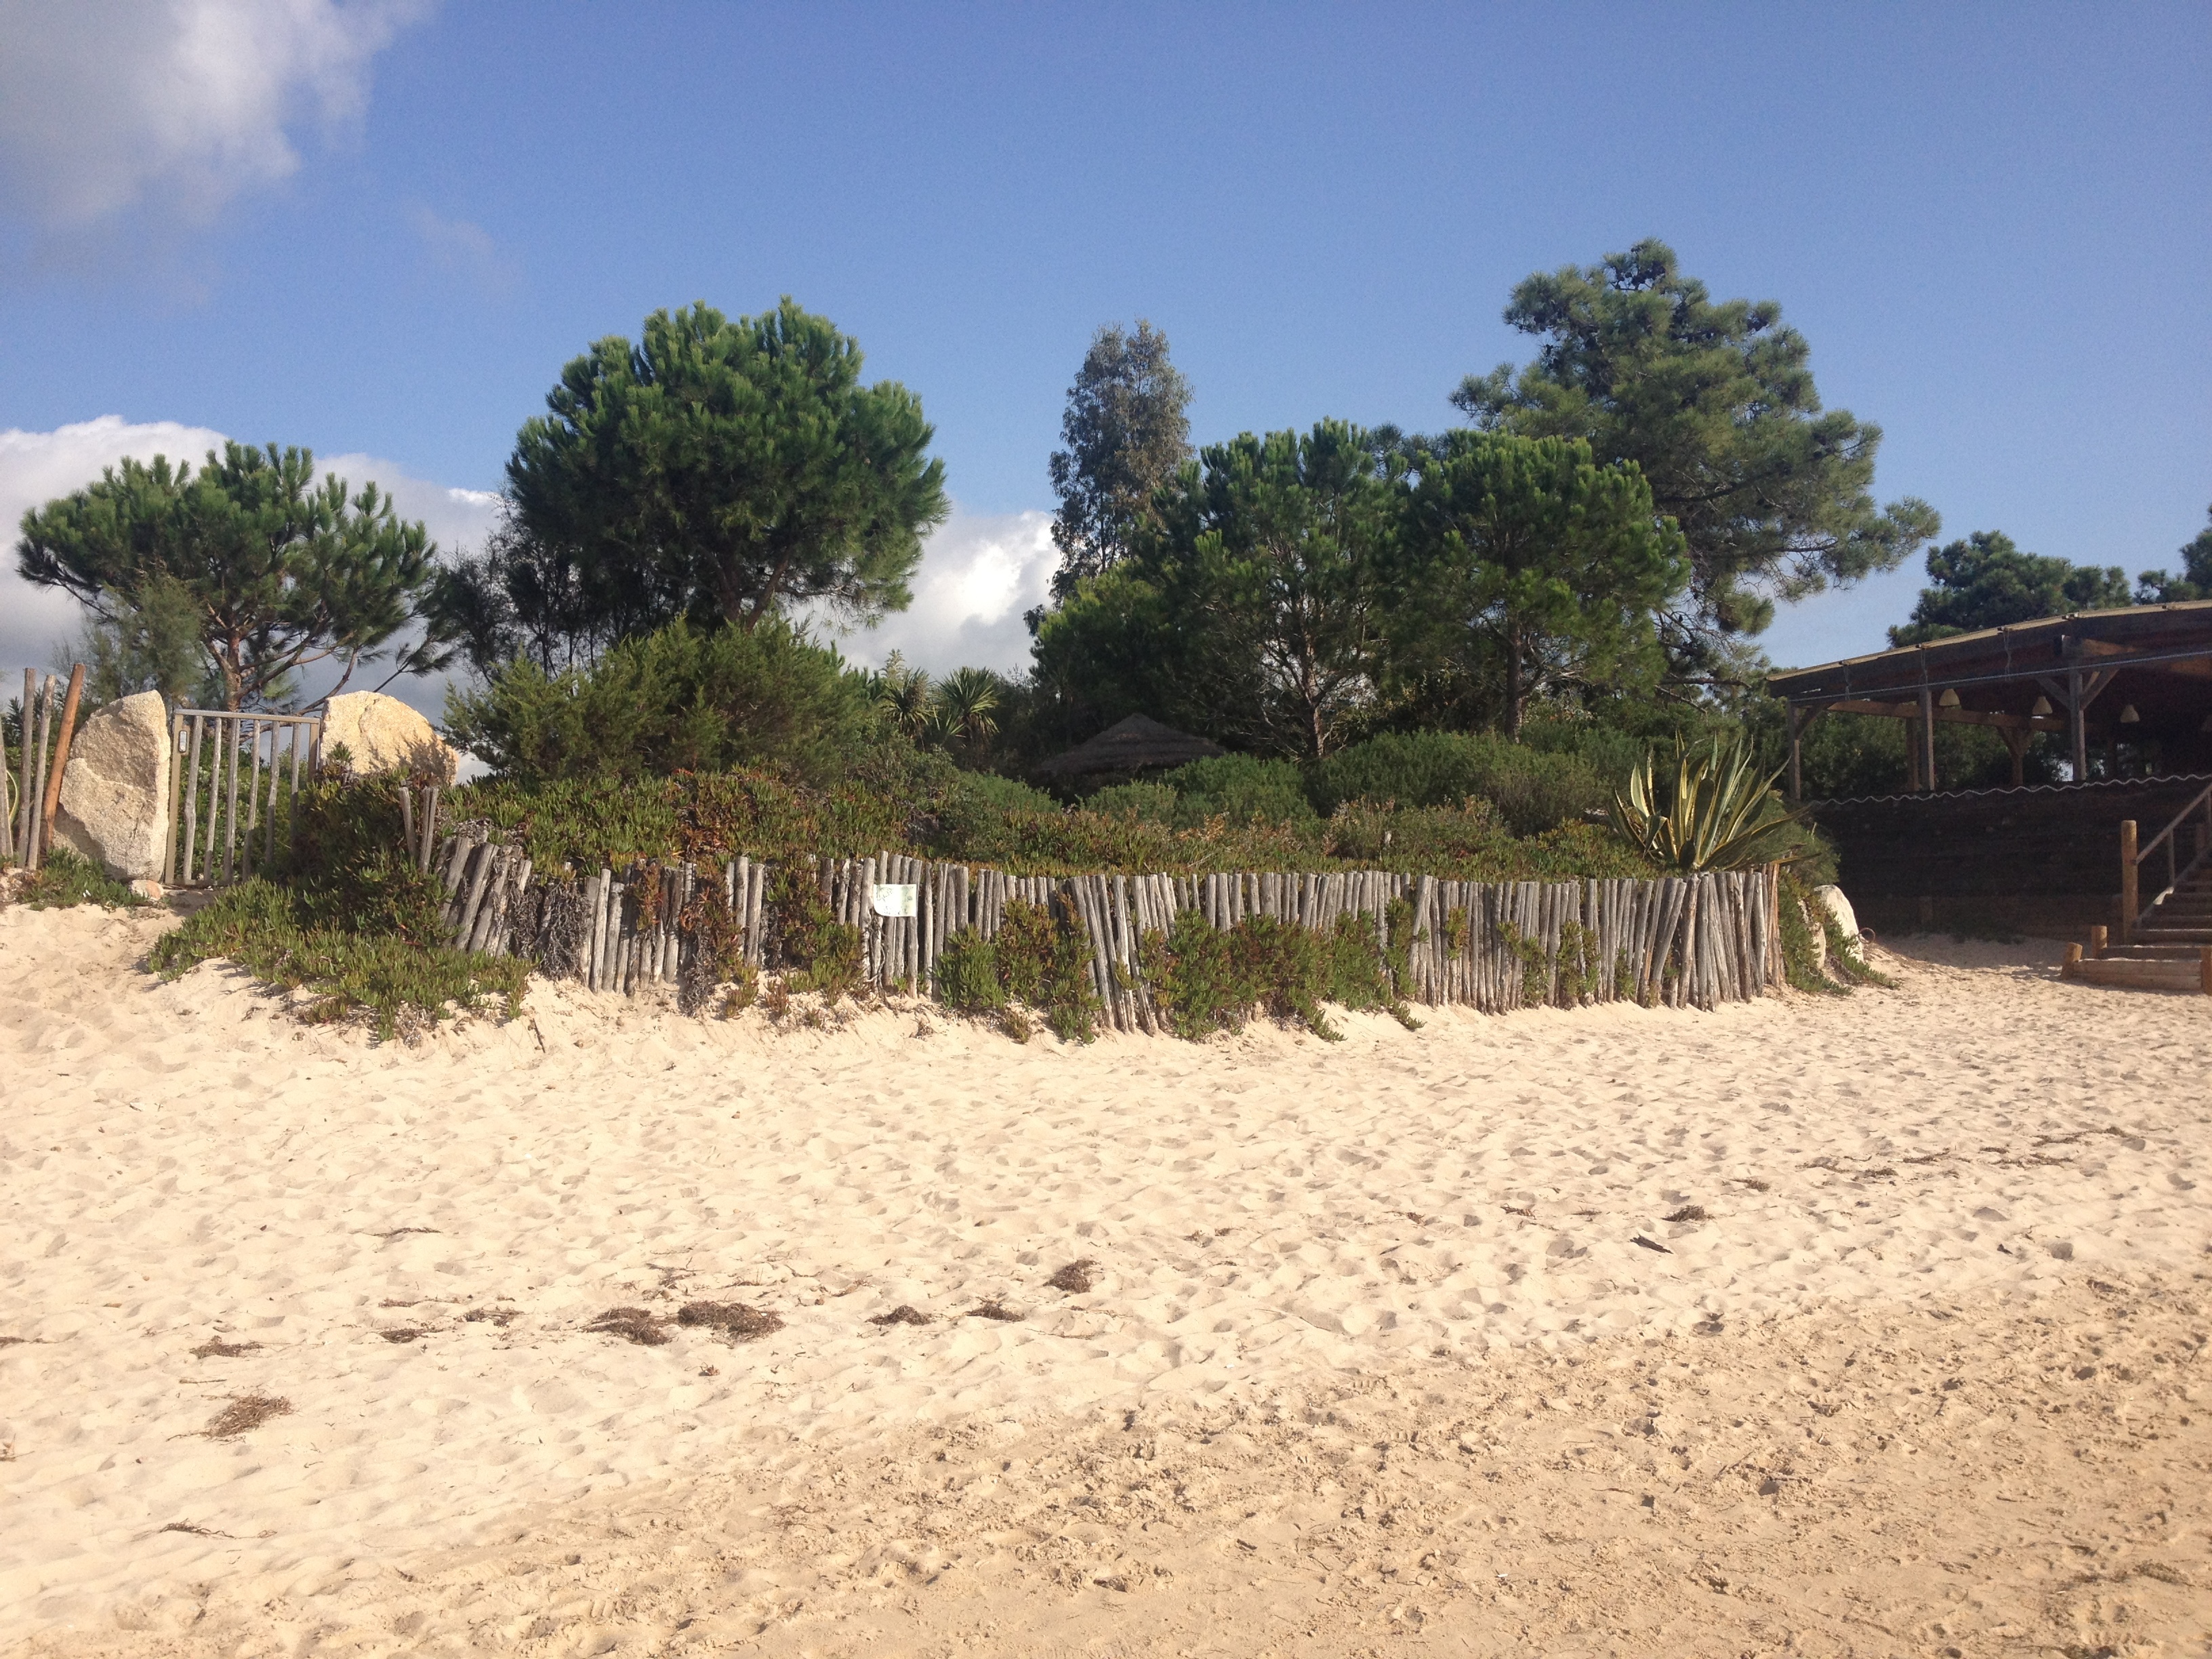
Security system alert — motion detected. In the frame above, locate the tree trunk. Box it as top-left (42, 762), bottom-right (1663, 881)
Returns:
top-left (1504, 616), bottom-right (1524, 739)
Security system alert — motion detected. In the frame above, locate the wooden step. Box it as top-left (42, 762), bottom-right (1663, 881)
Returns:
top-left (2062, 948), bottom-right (2212, 994)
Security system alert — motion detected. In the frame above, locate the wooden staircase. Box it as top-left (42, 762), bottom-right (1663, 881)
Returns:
top-left (2062, 785), bottom-right (2212, 994)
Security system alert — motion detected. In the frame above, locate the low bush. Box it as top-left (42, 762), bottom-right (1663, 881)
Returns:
top-left (1311, 731), bottom-right (1607, 835)
top-left (444, 618), bottom-right (875, 786)
top-left (1149, 754), bottom-right (1317, 828)
top-left (150, 878), bottom-right (527, 1039)
top-left (766, 867), bottom-right (862, 999)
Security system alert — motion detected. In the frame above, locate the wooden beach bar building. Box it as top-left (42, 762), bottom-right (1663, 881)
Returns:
top-left (1767, 602), bottom-right (2212, 966)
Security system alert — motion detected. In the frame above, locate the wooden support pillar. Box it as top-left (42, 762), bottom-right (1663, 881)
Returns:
top-left (1999, 724), bottom-right (2027, 787)
top-left (1786, 703), bottom-right (1813, 804)
top-left (1917, 685), bottom-right (1937, 792)
top-left (2118, 818), bottom-right (2138, 948)
top-left (2069, 668), bottom-right (2088, 781)
top-left (2089, 923), bottom-right (2108, 958)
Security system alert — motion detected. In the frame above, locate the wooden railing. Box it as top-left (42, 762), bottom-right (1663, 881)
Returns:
top-left (163, 710), bottom-right (323, 887)
top-left (2121, 777), bottom-right (2212, 943)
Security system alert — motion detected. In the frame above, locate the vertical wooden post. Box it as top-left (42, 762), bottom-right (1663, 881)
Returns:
top-left (2200, 945), bottom-right (2211, 998)
top-left (38, 664), bottom-right (86, 856)
top-left (24, 676), bottom-right (54, 871)
top-left (12, 669), bottom-right (31, 861)
top-left (2089, 923), bottom-right (2108, 958)
top-left (2118, 819), bottom-right (2137, 947)
top-left (1917, 685), bottom-right (1936, 793)
top-left (1786, 704), bottom-right (1805, 804)
top-left (2068, 668), bottom-right (2088, 781)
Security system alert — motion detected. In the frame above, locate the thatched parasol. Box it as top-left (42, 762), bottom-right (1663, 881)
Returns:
top-left (1034, 714), bottom-right (1225, 779)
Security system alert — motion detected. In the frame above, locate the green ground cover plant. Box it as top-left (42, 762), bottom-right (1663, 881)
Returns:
top-left (15, 846), bottom-right (146, 909)
top-left (150, 879), bottom-right (527, 1040)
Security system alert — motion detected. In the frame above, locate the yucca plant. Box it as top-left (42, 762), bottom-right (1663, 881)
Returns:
top-left (1609, 735), bottom-right (1803, 872)
top-left (930, 665), bottom-right (1002, 747)
top-left (872, 653), bottom-right (934, 738)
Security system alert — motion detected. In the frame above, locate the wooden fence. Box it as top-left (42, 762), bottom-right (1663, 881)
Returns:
top-left (425, 827), bottom-right (1784, 1021)
top-left (163, 710), bottom-right (323, 887)
top-left (9, 666), bottom-right (86, 872)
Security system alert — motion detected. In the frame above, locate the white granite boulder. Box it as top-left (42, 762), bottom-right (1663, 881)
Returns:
top-left (1812, 884), bottom-right (1861, 949)
top-left (321, 691), bottom-right (455, 782)
top-left (54, 691), bottom-right (173, 880)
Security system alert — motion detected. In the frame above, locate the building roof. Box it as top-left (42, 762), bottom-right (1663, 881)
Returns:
top-left (1767, 600), bottom-right (2212, 745)
top-left (1768, 600), bottom-right (2212, 704)
top-left (1033, 713), bottom-right (1227, 777)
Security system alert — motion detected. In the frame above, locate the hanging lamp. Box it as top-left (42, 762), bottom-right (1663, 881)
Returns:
top-left (2030, 695), bottom-right (2053, 716)
top-left (2120, 703), bottom-right (2141, 724)
top-left (1938, 688), bottom-right (1961, 708)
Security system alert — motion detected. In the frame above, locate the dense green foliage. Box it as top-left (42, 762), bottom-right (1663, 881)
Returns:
top-left (443, 619), bottom-right (873, 785)
top-left (16, 443), bottom-right (441, 711)
top-left (1889, 530), bottom-right (2132, 644)
top-left (496, 300), bottom-right (947, 643)
top-left (1047, 320), bottom-right (1194, 601)
top-left (1036, 421), bottom-right (1398, 759)
top-left (1309, 730), bottom-right (1608, 835)
top-left (1399, 431), bottom-right (1687, 734)
top-left (1454, 239), bottom-right (1938, 668)
top-left (2135, 505), bottom-right (2212, 602)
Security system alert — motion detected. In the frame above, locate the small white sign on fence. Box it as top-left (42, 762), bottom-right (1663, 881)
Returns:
top-left (871, 882), bottom-right (920, 918)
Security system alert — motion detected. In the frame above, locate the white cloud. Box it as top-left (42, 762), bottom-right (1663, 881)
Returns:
top-left (0, 0), bottom-right (431, 234)
top-left (407, 203), bottom-right (517, 293)
top-left (1, 415), bottom-right (497, 712)
top-left (824, 506), bottom-right (1061, 678)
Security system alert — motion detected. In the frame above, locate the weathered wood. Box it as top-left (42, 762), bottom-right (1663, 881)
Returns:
top-left (37, 663), bottom-right (86, 860)
top-left (23, 675), bottom-right (54, 869)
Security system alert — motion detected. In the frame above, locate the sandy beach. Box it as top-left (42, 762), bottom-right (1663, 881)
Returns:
top-left (3, 901), bottom-right (2207, 1656)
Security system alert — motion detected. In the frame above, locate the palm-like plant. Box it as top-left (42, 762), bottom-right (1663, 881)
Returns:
top-left (1609, 735), bottom-right (1802, 872)
top-left (931, 665), bottom-right (1002, 747)
top-left (873, 652), bottom-right (935, 739)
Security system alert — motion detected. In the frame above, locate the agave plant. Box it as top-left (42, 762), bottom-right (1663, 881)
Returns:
top-left (1609, 735), bottom-right (1802, 872)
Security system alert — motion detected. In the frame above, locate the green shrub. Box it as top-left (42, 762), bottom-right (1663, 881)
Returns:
top-left (991, 897), bottom-right (1099, 1042)
top-left (1083, 780), bottom-right (1179, 823)
top-left (1312, 731), bottom-right (1607, 835)
top-left (149, 879), bottom-right (527, 1039)
top-left (935, 926), bottom-right (1005, 1013)
top-left (766, 867), bottom-right (862, 1000)
top-left (1137, 906), bottom-right (1418, 1042)
top-left (281, 773), bottom-right (449, 939)
top-left (444, 617), bottom-right (873, 786)
top-left (18, 846), bottom-right (145, 909)
top-left (1151, 754), bottom-right (1317, 828)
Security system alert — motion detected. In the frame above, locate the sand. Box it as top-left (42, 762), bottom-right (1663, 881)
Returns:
top-left (1, 899), bottom-right (2207, 1656)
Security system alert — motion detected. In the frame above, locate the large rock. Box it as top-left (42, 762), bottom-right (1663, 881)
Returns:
top-left (1812, 884), bottom-right (1861, 948)
top-left (54, 691), bottom-right (173, 880)
top-left (321, 692), bottom-right (455, 782)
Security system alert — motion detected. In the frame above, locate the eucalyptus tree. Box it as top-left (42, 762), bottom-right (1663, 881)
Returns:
top-left (1046, 319), bottom-right (1193, 602)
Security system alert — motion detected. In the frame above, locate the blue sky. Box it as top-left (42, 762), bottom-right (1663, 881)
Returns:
top-left (3, 0), bottom-right (2208, 704)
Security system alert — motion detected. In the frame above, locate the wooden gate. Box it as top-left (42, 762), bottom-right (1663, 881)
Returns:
top-left (163, 710), bottom-right (323, 887)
